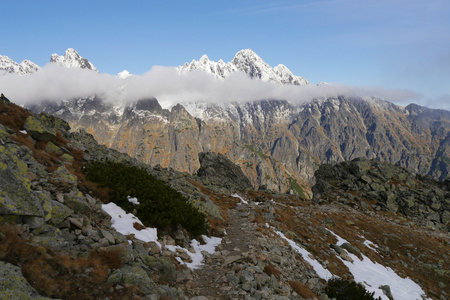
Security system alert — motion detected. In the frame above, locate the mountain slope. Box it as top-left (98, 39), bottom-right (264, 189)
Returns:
top-left (28, 96), bottom-right (450, 197)
top-left (178, 49), bottom-right (309, 85)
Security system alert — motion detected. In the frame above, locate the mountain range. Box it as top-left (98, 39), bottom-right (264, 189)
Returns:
top-left (1, 48), bottom-right (449, 195)
top-left (0, 48), bottom-right (449, 299)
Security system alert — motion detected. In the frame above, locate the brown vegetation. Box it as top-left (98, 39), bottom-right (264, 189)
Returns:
top-left (289, 281), bottom-right (317, 299)
top-left (0, 225), bottom-right (143, 300)
top-left (264, 264), bottom-right (282, 278)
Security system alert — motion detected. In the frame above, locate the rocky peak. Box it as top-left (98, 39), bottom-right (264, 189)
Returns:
top-left (178, 49), bottom-right (309, 85)
top-left (117, 70), bottom-right (132, 78)
top-left (50, 48), bottom-right (98, 72)
top-left (0, 54), bottom-right (40, 75)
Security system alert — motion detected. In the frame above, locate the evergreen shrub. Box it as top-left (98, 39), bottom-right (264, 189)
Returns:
top-left (83, 160), bottom-right (208, 236)
top-left (325, 278), bottom-right (381, 300)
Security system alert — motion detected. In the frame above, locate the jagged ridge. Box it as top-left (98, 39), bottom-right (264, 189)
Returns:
top-left (178, 49), bottom-right (309, 85)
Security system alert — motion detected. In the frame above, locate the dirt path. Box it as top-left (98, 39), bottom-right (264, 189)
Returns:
top-left (187, 203), bottom-right (257, 299)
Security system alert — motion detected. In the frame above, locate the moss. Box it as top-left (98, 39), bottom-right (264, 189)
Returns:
top-left (60, 154), bottom-right (74, 162)
top-left (45, 142), bottom-right (62, 155)
top-left (0, 162), bottom-right (7, 171)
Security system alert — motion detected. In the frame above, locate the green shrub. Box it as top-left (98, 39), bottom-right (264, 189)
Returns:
top-left (325, 278), bottom-right (381, 300)
top-left (83, 160), bottom-right (208, 236)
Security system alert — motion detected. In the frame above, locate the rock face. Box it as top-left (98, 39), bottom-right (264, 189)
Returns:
top-left (313, 157), bottom-right (450, 231)
top-left (197, 152), bottom-right (252, 192)
top-left (29, 96), bottom-right (450, 197)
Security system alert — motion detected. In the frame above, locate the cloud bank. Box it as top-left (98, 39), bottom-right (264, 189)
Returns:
top-left (0, 64), bottom-right (427, 109)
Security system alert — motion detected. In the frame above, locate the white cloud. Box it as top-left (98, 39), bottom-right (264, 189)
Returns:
top-left (0, 64), bottom-right (426, 109)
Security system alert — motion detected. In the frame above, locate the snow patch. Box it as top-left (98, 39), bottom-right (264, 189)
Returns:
top-left (127, 195), bottom-right (140, 205)
top-left (101, 202), bottom-right (160, 248)
top-left (232, 193), bottom-right (248, 204)
top-left (328, 230), bottom-right (429, 300)
top-left (275, 230), bottom-right (332, 280)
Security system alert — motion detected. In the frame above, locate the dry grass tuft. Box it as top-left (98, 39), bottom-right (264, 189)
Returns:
top-left (264, 264), bottom-right (282, 278)
top-left (0, 100), bottom-right (31, 131)
top-left (289, 281), bottom-right (317, 299)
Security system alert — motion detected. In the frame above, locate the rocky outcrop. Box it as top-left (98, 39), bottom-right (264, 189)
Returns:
top-left (313, 157), bottom-right (450, 231)
top-left (196, 152), bottom-right (252, 192)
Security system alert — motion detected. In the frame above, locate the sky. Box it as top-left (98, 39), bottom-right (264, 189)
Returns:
top-left (1, 0), bottom-right (449, 109)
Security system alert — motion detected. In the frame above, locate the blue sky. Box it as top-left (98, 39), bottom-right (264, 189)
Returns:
top-left (1, 0), bottom-right (449, 108)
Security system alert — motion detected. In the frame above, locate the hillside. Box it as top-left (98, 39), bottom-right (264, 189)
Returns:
top-left (1, 94), bottom-right (449, 299)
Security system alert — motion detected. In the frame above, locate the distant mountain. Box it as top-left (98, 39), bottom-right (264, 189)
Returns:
top-left (0, 48), bottom-right (98, 75)
top-left (50, 48), bottom-right (98, 71)
top-left (178, 49), bottom-right (309, 85)
top-left (0, 54), bottom-right (40, 75)
top-left (28, 95), bottom-right (450, 196)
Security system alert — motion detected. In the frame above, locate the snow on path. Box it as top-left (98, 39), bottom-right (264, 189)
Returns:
top-left (165, 235), bottom-right (222, 270)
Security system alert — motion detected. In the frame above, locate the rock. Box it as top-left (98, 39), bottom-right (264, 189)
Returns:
top-left (224, 255), bottom-right (241, 265)
top-left (99, 228), bottom-right (116, 245)
top-left (63, 190), bottom-right (90, 214)
top-left (197, 152), bottom-right (252, 192)
top-left (23, 115), bottom-right (57, 142)
top-left (341, 243), bottom-right (362, 259)
top-left (141, 255), bottom-right (177, 284)
top-left (0, 261), bottom-right (52, 299)
top-left (379, 285), bottom-right (394, 300)
top-left (107, 265), bottom-right (157, 294)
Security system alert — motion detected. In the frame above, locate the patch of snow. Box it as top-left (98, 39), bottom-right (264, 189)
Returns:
top-left (328, 230), bottom-right (429, 300)
top-left (275, 230), bottom-right (332, 280)
top-left (165, 235), bottom-right (222, 270)
top-left (19, 130), bottom-right (27, 134)
top-left (101, 202), bottom-right (160, 248)
top-left (363, 239), bottom-right (379, 251)
top-left (232, 193), bottom-right (248, 204)
top-left (127, 195), bottom-right (140, 205)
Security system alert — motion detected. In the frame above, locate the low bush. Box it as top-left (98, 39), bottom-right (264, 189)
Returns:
top-left (325, 278), bottom-right (381, 300)
top-left (83, 160), bottom-right (208, 237)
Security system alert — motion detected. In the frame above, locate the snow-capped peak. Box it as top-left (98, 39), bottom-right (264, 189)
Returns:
top-left (50, 48), bottom-right (98, 72)
top-left (118, 70), bottom-right (132, 79)
top-left (0, 54), bottom-right (40, 75)
top-left (178, 49), bottom-right (309, 86)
